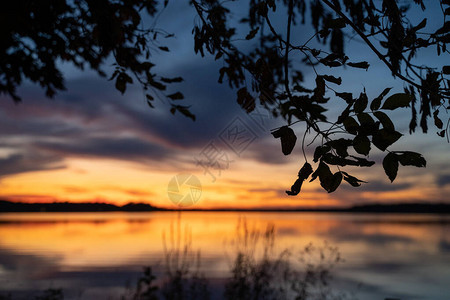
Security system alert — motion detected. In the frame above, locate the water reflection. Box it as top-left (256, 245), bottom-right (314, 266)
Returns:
top-left (0, 212), bottom-right (449, 299)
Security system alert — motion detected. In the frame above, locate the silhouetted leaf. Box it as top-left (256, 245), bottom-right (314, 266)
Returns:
top-left (396, 151), bottom-right (426, 167)
top-left (310, 161), bottom-right (330, 182)
top-left (315, 76), bottom-right (326, 95)
top-left (325, 138), bottom-right (352, 157)
top-left (353, 134), bottom-right (371, 155)
top-left (443, 66), bottom-right (450, 74)
top-left (323, 75), bottom-right (342, 85)
top-left (335, 92), bottom-right (353, 104)
top-left (311, 162), bottom-right (340, 192)
top-left (343, 116), bottom-right (359, 134)
top-left (435, 21), bottom-right (450, 35)
top-left (115, 72), bottom-right (133, 94)
top-left (434, 110), bottom-right (443, 129)
top-left (370, 87), bottom-right (392, 111)
top-left (313, 145), bottom-right (331, 162)
top-left (383, 152), bottom-right (399, 182)
top-left (271, 126), bottom-right (297, 155)
top-left (354, 92), bottom-right (368, 113)
top-left (322, 153), bottom-right (374, 167)
top-left (347, 61), bottom-right (369, 69)
top-left (381, 93), bottom-right (413, 110)
top-left (170, 105), bottom-right (195, 121)
top-left (319, 59), bottom-right (342, 67)
top-left (167, 92), bottom-right (184, 100)
top-left (327, 172), bottom-right (343, 193)
top-left (286, 162), bottom-right (313, 196)
top-left (373, 129), bottom-right (402, 151)
top-left (237, 87), bottom-right (255, 113)
top-left (326, 17), bottom-right (346, 28)
top-left (158, 46), bottom-right (170, 52)
top-left (412, 18), bottom-right (427, 32)
top-left (161, 77), bottom-right (183, 83)
top-left (146, 94), bottom-right (154, 108)
top-left (341, 171), bottom-right (366, 187)
top-left (357, 113), bottom-right (375, 127)
top-left (374, 111), bottom-right (394, 130)
top-left (245, 27), bottom-right (259, 40)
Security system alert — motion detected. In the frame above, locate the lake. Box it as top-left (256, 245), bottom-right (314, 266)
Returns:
top-left (0, 212), bottom-right (449, 299)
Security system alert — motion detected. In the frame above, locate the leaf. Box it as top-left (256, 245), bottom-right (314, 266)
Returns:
top-left (327, 172), bottom-right (343, 193)
top-left (396, 151), bottom-right (426, 167)
top-left (354, 92), bottom-right (368, 113)
top-left (237, 87), bottom-right (255, 113)
top-left (328, 18), bottom-right (346, 29)
top-left (146, 94), bottom-right (154, 108)
top-left (167, 92), bottom-right (184, 100)
top-left (161, 77), bottom-right (183, 83)
top-left (325, 138), bottom-right (352, 157)
top-left (373, 111), bottom-right (394, 130)
top-left (315, 76), bottom-right (325, 96)
top-left (347, 61), bottom-right (370, 69)
top-left (343, 116), bottom-right (359, 135)
top-left (412, 18), bottom-right (427, 32)
top-left (319, 59), bottom-right (342, 67)
top-left (149, 79), bottom-right (166, 90)
top-left (335, 92), bottom-right (353, 104)
top-left (372, 129), bottom-right (402, 151)
top-left (434, 110), bottom-right (443, 129)
top-left (435, 21), bottom-right (450, 35)
top-left (115, 72), bottom-right (133, 94)
top-left (116, 77), bottom-right (126, 94)
top-left (245, 27), bottom-right (259, 40)
top-left (286, 162), bottom-right (313, 196)
top-left (311, 162), bottom-right (340, 193)
top-left (443, 66), bottom-right (450, 74)
top-left (341, 171), bottom-right (366, 187)
top-left (310, 161), bottom-right (331, 182)
top-left (158, 46), bottom-right (170, 52)
top-left (381, 93), bottom-right (413, 110)
top-left (370, 87), bottom-right (392, 111)
top-left (271, 126), bottom-right (297, 155)
top-left (313, 145), bottom-right (331, 162)
top-left (353, 134), bottom-right (371, 155)
top-left (357, 113), bottom-right (375, 127)
top-left (383, 152), bottom-right (399, 182)
top-left (323, 75), bottom-right (342, 85)
top-left (171, 105), bottom-right (196, 121)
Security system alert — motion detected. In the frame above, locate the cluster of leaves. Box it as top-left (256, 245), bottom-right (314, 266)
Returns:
top-left (190, 0), bottom-right (449, 195)
top-left (0, 0), bottom-right (193, 119)
top-left (2, 0), bottom-right (449, 194)
top-left (282, 89), bottom-right (427, 194)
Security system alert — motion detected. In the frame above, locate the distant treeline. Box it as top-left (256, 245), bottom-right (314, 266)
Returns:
top-left (346, 203), bottom-right (450, 214)
top-left (0, 200), bottom-right (164, 212)
top-left (0, 200), bottom-right (449, 213)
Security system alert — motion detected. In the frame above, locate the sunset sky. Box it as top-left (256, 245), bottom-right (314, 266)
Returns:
top-left (0, 1), bottom-right (449, 209)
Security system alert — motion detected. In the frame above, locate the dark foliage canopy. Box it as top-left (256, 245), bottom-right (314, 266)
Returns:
top-left (1, 0), bottom-right (449, 195)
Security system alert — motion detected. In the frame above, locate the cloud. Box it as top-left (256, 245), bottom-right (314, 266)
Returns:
top-left (35, 136), bottom-right (172, 162)
top-left (436, 174), bottom-right (450, 187)
top-left (340, 180), bottom-right (413, 192)
top-left (0, 153), bottom-right (64, 178)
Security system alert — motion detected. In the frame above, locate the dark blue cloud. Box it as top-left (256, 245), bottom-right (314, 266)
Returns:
top-left (35, 137), bottom-right (172, 162)
top-left (0, 153), bottom-right (64, 178)
top-left (339, 180), bottom-right (413, 192)
top-left (436, 174), bottom-right (450, 187)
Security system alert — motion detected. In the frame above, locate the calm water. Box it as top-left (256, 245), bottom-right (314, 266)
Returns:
top-left (0, 212), bottom-right (449, 299)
